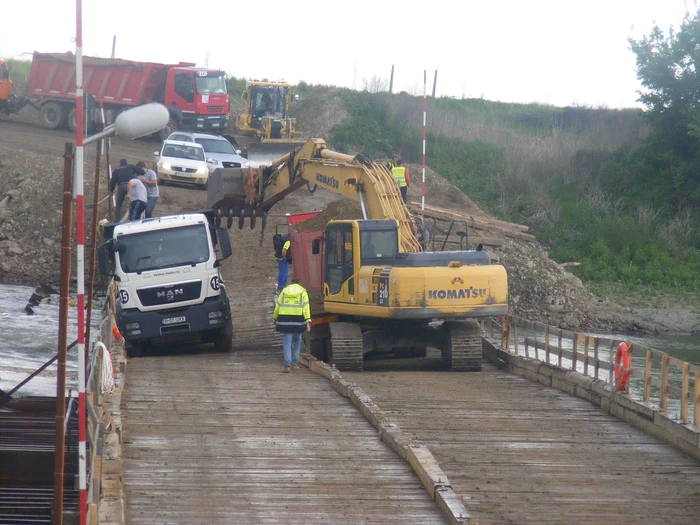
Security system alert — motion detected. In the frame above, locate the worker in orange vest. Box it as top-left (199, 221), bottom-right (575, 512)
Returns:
top-left (613, 341), bottom-right (632, 392)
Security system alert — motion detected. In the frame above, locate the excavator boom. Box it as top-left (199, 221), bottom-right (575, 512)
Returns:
top-left (208, 139), bottom-right (422, 252)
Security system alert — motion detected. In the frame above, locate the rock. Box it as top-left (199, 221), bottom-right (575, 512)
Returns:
top-left (8, 244), bottom-right (24, 256)
top-left (5, 190), bottom-right (21, 201)
top-left (0, 196), bottom-right (9, 209)
top-left (42, 238), bottom-right (55, 247)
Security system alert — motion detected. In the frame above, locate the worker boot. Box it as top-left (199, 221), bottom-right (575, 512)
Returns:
top-left (283, 366), bottom-right (291, 373)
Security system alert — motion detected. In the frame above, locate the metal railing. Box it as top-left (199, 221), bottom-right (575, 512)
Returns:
top-left (484, 315), bottom-right (700, 429)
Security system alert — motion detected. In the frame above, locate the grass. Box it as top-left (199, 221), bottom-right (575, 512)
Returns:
top-left (323, 87), bottom-right (700, 293)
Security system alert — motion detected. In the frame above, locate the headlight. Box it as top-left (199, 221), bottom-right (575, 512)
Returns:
top-left (242, 162), bottom-right (250, 169)
top-left (196, 166), bottom-right (208, 175)
top-left (125, 322), bottom-right (140, 330)
top-left (161, 162), bottom-right (171, 170)
top-left (208, 311), bottom-right (223, 319)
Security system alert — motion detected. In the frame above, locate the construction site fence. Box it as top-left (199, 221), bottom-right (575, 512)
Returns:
top-left (483, 315), bottom-right (700, 430)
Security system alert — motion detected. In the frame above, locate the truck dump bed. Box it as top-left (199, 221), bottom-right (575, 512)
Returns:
top-left (27, 52), bottom-right (194, 106)
top-left (287, 212), bottom-right (325, 315)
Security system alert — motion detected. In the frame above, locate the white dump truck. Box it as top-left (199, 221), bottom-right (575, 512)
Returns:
top-left (98, 211), bottom-right (233, 356)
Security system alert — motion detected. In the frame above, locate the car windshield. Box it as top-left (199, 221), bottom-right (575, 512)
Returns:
top-left (195, 138), bottom-right (237, 155)
top-left (162, 144), bottom-right (205, 161)
top-left (118, 224), bottom-right (210, 273)
top-left (360, 229), bottom-right (398, 259)
top-left (195, 73), bottom-right (227, 95)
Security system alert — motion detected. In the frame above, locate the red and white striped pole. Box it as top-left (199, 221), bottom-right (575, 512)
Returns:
top-left (74, 0), bottom-right (87, 523)
top-left (421, 70), bottom-right (427, 221)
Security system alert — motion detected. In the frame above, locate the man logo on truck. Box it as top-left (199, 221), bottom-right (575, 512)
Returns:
top-left (158, 288), bottom-right (183, 301)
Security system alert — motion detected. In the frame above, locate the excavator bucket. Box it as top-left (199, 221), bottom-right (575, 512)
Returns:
top-left (246, 140), bottom-right (304, 169)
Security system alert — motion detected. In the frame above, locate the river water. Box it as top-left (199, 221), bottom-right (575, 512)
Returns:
top-left (1, 283), bottom-right (698, 397)
top-left (0, 283), bottom-right (101, 397)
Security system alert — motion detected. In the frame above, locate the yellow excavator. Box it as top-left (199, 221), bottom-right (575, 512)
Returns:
top-left (233, 81), bottom-right (303, 167)
top-left (207, 139), bottom-right (508, 371)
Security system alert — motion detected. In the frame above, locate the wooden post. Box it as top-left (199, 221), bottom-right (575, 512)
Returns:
top-left (608, 341), bottom-right (615, 384)
top-left (557, 329), bottom-right (563, 367)
top-left (694, 372), bottom-right (700, 428)
top-left (583, 336), bottom-right (590, 377)
top-left (572, 333), bottom-right (578, 372)
top-left (513, 321), bottom-right (519, 356)
top-left (505, 316), bottom-right (511, 351)
top-left (544, 324), bottom-right (550, 364)
top-left (681, 363), bottom-right (689, 423)
top-left (643, 349), bottom-right (652, 402)
top-left (524, 320), bottom-right (529, 358)
top-left (593, 338), bottom-right (600, 380)
top-left (660, 354), bottom-right (670, 411)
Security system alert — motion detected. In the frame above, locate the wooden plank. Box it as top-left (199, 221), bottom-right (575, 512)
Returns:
top-left (681, 363), bottom-right (690, 423)
top-left (122, 354), bottom-right (444, 524)
top-left (644, 350), bottom-right (652, 402)
top-left (408, 201), bottom-right (530, 232)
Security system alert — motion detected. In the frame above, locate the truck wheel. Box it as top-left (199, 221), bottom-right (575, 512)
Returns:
top-left (40, 102), bottom-right (68, 130)
top-left (214, 317), bottom-right (233, 353)
top-left (125, 340), bottom-right (143, 358)
top-left (158, 117), bottom-right (178, 141)
top-left (68, 108), bottom-right (94, 133)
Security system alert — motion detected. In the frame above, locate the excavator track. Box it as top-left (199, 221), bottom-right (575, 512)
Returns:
top-left (329, 322), bottom-right (364, 371)
top-left (445, 320), bottom-right (483, 372)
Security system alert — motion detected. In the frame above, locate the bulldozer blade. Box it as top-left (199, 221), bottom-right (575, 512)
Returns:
top-left (246, 141), bottom-right (304, 169)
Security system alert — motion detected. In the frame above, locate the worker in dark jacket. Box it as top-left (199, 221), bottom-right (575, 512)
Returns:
top-left (273, 278), bottom-right (311, 372)
top-left (386, 154), bottom-right (399, 173)
top-left (110, 159), bottom-right (141, 221)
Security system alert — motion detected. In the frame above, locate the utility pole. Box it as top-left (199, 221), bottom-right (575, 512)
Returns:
top-left (205, 51), bottom-right (210, 68)
top-left (432, 70), bottom-right (438, 98)
top-left (389, 65), bottom-right (394, 94)
top-left (353, 63), bottom-right (357, 91)
top-left (110, 35), bottom-right (116, 59)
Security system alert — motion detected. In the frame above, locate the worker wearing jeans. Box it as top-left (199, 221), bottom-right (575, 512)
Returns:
top-left (273, 278), bottom-right (311, 372)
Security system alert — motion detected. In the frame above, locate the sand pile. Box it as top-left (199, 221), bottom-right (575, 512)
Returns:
top-left (295, 200), bottom-right (364, 232)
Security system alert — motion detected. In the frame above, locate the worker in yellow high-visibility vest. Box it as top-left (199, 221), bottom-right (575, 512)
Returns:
top-left (391, 158), bottom-right (410, 203)
top-left (273, 278), bottom-right (311, 372)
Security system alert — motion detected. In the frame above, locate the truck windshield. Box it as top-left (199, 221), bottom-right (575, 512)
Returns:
top-left (360, 230), bottom-right (398, 259)
top-left (118, 224), bottom-right (210, 273)
top-left (195, 74), bottom-right (227, 95)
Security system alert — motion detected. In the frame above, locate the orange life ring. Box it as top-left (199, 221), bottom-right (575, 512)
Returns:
top-left (613, 342), bottom-right (631, 391)
top-left (112, 321), bottom-right (123, 342)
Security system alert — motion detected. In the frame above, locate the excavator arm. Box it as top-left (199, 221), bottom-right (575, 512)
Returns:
top-left (208, 139), bottom-right (422, 253)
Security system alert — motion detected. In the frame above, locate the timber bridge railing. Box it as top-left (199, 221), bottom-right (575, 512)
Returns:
top-left (482, 315), bottom-right (700, 460)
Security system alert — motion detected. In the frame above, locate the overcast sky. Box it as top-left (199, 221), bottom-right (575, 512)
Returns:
top-left (1, 0), bottom-right (695, 108)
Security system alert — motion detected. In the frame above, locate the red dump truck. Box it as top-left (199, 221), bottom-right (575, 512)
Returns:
top-left (24, 52), bottom-right (229, 139)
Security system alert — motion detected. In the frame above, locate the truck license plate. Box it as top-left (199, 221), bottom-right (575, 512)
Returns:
top-left (162, 316), bottom-right (186, 325)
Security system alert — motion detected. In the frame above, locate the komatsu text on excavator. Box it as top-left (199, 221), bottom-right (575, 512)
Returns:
top-left (207, 139), bottom-right (508, 371)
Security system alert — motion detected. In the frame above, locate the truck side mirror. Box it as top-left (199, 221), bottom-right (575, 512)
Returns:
top-left (312, 239), bottom-right (320, 255)
top-left (97, 242), bottom-right (113, 276)
top-left (217, 227), bottom-right (232, 260)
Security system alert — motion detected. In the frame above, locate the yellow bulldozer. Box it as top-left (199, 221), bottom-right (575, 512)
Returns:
top-left (207, 139), bottom-right (508, 371)
top-left (233, 81), bottom-right (304, 167)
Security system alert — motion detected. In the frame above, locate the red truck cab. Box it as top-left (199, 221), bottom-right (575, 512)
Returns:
top-left (163, 67), bottom-right (229, 133)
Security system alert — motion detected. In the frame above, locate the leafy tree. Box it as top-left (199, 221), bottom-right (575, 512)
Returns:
top-left (629, 10), bottom-right (700, 210)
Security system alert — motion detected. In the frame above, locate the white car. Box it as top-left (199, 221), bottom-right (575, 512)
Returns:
top-left (154, 140), bottom-right (210, 189)
top-left (167, 132), bottom-right (250, 171)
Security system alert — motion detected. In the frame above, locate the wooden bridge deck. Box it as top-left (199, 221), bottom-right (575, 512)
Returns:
top-left (121, 351), bottom-right (445, 525)
top-left (345, 358), bottom-right (700, 525)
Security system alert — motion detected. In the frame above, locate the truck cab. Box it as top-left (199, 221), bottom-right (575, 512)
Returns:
top-left (98, 212), bottom-right (233, 356)
top-left (164, 67), bottom-right (229, 132)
